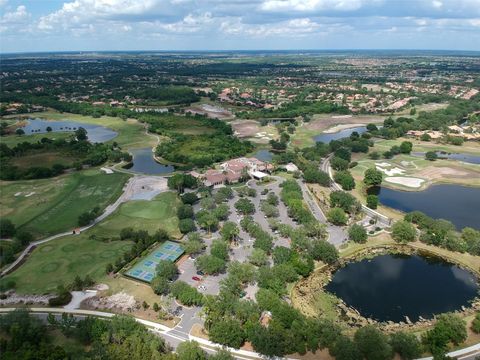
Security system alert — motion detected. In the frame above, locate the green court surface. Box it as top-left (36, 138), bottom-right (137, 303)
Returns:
top-left (125, 240), bottom-right (184, 283)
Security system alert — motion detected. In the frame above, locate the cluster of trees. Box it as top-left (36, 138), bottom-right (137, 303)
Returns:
top-left (0, 136), bottom-right (131, 180)
top-left (167, 173), bottom-right (198, 193)
top-left (156, 133), bottom-right (254, 168)
top-left (237, 100), bottom-right (349, 119)
top-left (280, 180), bottom-right (315, 225)
top-left (0, 308), bottom-right (174, 360)
top-left (381, 141), bottom-right (413, 159)
top-left (241, 216), bottom-right (274, 254)
top-left (0, 219), bottom-right (35, 267)
top-left (260, 192), bottom-right (280, 218)
top-left (404, 211), bottom-right (480, 254)
top-left (78, 206), bottom-right (102, 226)
top-left (107, 228), bottom-right (170, 274)
top-left (142, 112), bottom-right (232, 137)
top-left (196, 238), bottom-right (230, 275)
top-left (327, 191), bottom-right (361, 226)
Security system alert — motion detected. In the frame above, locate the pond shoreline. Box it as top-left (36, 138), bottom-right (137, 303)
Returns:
top-left (292, 243), bottom-right (480, 333)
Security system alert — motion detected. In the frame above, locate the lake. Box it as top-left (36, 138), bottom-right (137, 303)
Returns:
top-left (371, 184), bottom-right (480, 230)
top-left (253, 149), bottom-right (273, 162)
top-left (412, 151), bottom-right (480, 165)
top-left (325, 254), bottom-right (478, 323)
top-left (314, 126), bottom-right (367, 143)
top-left (126, 148), bottom-right (174, 175)
top-left (23, 119), bottom-right (117, 143)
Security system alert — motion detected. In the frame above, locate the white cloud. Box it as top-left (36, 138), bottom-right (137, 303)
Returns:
top-left (1, 5), bottom-right (29, 23)
top-left (260, 0), bottom-right (368, 12)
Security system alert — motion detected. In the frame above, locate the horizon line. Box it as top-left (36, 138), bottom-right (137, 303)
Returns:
top-left (1, 48), bottom-right (480, 56)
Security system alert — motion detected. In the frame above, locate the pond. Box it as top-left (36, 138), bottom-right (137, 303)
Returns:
top-left (412, 151), bottom-right (480, 165)
top-left (325, 254), bottom-right (479, 323)
top-left (125, 148), bottom-right (174, 175)
top-left (370, 184), bottom-right (480, 230)
top-left (23, 119), bottom-right (117, 143)
top-left (252, 149), bottom-right (273, 162)
top-left (314, 126), bottom-right (367, 143)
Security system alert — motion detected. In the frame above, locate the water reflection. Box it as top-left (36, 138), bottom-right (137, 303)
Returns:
top-left (325, 254), bottom-right (478, 322)
top-left (23, 118), bottom-right (117, 143)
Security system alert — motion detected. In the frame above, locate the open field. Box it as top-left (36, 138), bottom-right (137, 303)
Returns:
top-left (3, 233), bottom-right (133, 294)
top-left (0, 132), bottom-right (71, 147)
top-left (231, 119), bottom-right (279, 144)
top-left (11, 151), bottom-right (81, 169)
top-left (89, 191), bottom-right (182, 239)
top-left (12, 111), bottom-right (152, 150)
top-left (0, 170), bottom-right (130, 238)
top-left (291, 114), bottom-right (386, 147)
top-left (3, 191), bottom-right (180, 294)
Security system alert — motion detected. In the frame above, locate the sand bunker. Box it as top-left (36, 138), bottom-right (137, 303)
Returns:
top-left (376, 162), bottom-right (391, 168)
top-left (376, 165), bottom-right (405, 176)
top-left (385, 177), bottom-right (425, 188)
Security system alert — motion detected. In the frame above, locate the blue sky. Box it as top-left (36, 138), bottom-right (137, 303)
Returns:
top-left (1, 0), bottom-right (480, 53)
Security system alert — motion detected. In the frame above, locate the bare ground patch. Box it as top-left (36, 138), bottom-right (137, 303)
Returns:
top-left (306, 114), bottom-right (385, 132)
top-left (416, 166), bottom-right (474, 180)
top-left (231, 120), bottom-right (261, 138)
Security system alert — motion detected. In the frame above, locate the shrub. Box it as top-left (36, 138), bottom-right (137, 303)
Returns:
top-left (363, 168), bottom-right (383, 187)
top-left (392, 220), bottom-right (416, 243)
top-left (170, 281), bottom-right (204, 306)
top-left (425, 151), bottom-right (438, 161)
top-left (348, 224), bottom-right (367, 243)
top-left (366, 194), bottom-right (379, 209)
top-left (334, 170), bottom-right (355, 191)
top-left (327, 208), bottom-right (348, 225)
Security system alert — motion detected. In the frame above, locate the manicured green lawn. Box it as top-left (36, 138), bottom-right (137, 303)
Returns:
top-left (93, 191), bottom-right (181, 239)
top-left (0, 169), bottom-right (130, 239)
top-left (3, 191), bottom-right (181, 294)
top-left (4, 233), bottom-right (133, 294)
top-left (0, 132), bottom-right (71, 147)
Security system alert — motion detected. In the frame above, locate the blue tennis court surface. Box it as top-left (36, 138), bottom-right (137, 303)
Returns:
top-left (125, 240), bottom-right (184, 283)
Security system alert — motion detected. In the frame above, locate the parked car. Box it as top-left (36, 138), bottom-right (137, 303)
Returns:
top-left (192, 276), bottom-right (201, 281)
top-left (196, 270), bottom-right (204, 276)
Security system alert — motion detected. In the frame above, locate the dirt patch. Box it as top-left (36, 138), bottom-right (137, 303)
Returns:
top-left (416, 166), bottom-right (472, 180)
top-left (0, 291), bottom-right (54, 306)
top-left (190, 323), bottom-right (209, 339)
top-left (86, 292), bottom-right (138, 311)
top-left (306, 114), bottom-right (385, 132)
top-left (231, 120), bottom-right (261, 137)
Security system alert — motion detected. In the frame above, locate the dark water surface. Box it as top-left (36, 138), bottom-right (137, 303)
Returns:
top-left (371, 184), bottom-right (480, 230)
top-left (24, 118), bottom-right (117, 143)
top-left (325, 254), bottom-right (478, 322)
top-left (314, 126), bottom-right (367, 143)
top-left (252, 149), bottom-right (274, 162)
top-left (127, 148), bottom-right (174, 175)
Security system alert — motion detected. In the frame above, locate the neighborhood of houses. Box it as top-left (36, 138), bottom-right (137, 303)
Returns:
top-left (190, 157), bottom-right (277, 187)
top-left (406, 122), bottom-right (480, 141)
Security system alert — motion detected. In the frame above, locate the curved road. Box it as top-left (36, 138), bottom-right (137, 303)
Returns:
top-left (0, 307), bottom-right (478, 360)
top-left (0, 176), bottom-right (137, 277)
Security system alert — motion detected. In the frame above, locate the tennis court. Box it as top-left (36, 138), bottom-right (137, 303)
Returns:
top-left (125, 240), bottom-right (184, 283)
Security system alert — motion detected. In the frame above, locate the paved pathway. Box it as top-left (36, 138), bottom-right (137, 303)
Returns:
top-left (1, 307), bottom-right (478, 360)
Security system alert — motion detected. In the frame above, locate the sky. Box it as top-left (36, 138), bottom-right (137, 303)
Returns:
top-left (1, 0), bottom-right (480, 53)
